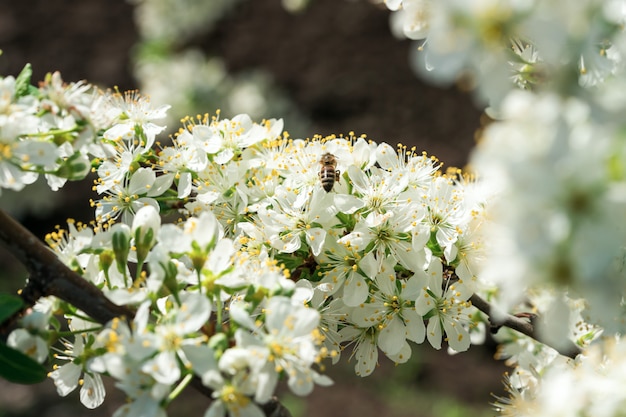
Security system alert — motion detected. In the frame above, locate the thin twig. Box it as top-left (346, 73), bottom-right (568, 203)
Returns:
top-left (469, 293), bottom-right (582, 359)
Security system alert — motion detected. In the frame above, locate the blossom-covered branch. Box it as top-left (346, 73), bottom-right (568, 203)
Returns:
top-left (2, 0), bottom-right (626, 415)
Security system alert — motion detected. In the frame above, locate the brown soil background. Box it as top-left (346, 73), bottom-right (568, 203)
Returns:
top-left (0, 1), bottom-right (506, 416)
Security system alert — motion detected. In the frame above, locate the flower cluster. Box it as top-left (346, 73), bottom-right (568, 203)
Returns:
top-left (493, 333), bottom-right (626, 417)
top-left (86, 103), bottom-right (494, 380)
top-left (384, 0), bottom-right (626, 104)
top-left (3, 73), bottom-right (502, 414)
top-left (0, 69), bottom-right (93, 193)
top-left (0, 65), bottom-right (173, 199)
top-left (472, 90), bottom-right (626, 333)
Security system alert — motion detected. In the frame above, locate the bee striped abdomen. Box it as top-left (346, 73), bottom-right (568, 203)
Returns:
top-left (319, 153), bottom-right (340, 192)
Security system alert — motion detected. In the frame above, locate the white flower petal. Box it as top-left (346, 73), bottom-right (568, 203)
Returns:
top-left (80, 373), bottom-right (106, 409)
top-left (254, 363), bottom-right (279, 404)
top-left (404, 309), bottom-right (426, 344)
top-left (306, 228), bottom-right (326, 257)
top-left (207, 239), bottom-right (236, 274)
top-left (143, 351), bottom-right (180, 385)
top-left (426, 317), bottom-right (443, 350)
top-left (375, 142), bottom-right (399, 169)
top-left (128, 167), bottom-right (155, 195)
top-left (181, 345), bottom-right (222, 388)
top-left (177, 171), bottom-right (193, 198)
top-left (49, 362), bottom-right (81, 396)
top-left (205, 401), bottom-right (226, 417)
top-left (358, 251), bottom-right (379, 279)
top-left (272, 233), bottom-right (301, 253)
top-left (414, 289), bottom-right (436, 316)
top-left (175, 292), bottom-right (211, 333)
top-left (287, 368), bottom-right (315, 397)
top-left (347, 165), bottom-right (370, 194)
top-left (333, 193), bottom-right (365, 214)
top-left (215, 148), bottom-right (234, 164)
top-left (443, 319), bottom-right (471, 352)
top-left (378, 316), bottom-right (406, 355)
top-left (343, 273), bottom-right (369, 307)
top-left (385, 340), bottom-right (412, 364)
top-left (230, 303), bottom-right (258, 330)
top-left (354, 336), bottom-right (378, 377)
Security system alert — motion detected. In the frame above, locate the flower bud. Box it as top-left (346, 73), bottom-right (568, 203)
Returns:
top-left (111, 223), bottom-right (131, 275)
top-left (132, 205), bottom-right (161, 247)
top-left (132, 205), bottom-right (161, 265)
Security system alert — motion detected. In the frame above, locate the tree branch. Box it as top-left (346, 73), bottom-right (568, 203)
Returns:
top-left (469, 293), bottom-right (582, 359)
top-left (0, 209), bottom-right (133, 325)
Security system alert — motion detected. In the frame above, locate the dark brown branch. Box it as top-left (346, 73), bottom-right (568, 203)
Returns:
top-left (259, 397), bottom-right (294, 417)
top-left (0, 209), bottom-right (132, 325)
top-left (469, 293), bottom-right (582, 359)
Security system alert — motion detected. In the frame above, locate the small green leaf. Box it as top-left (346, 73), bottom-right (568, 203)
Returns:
top-left (14, 63), bottom-right (33, 98)
top-left (0, 293), bottom-right (24, 324)
top-left (0, 342), bottom-right (47, 384)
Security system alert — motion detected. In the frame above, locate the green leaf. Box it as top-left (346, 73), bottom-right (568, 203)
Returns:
top-left (274, 252), bottom-right (305, 272)
top-left (0, 293), bottom-right (24, 324)
top-left (0, 342), bottom-right (47, 384)
top-left (14, 63), bottom-right (33, 98)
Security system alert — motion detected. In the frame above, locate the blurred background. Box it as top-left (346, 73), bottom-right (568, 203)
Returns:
top-left (0, 0), bottom-right (504, 416)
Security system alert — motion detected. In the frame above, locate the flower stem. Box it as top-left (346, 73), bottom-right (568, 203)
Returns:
top-left (166, 373), bottom-right (194, 405)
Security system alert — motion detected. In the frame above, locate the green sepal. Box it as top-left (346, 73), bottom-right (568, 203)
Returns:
top-left (162, 260), bottom-right (181, 301)
top-left (112, 228), bottom-right (131, 274)
top-left (244, 285), bottom-right (267, 305)
top-left (426, 230), bottom-right (444, 258)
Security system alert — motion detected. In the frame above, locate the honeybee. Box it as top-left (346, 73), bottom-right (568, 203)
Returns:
top-left (318, 152), bottom-right (340, 192)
